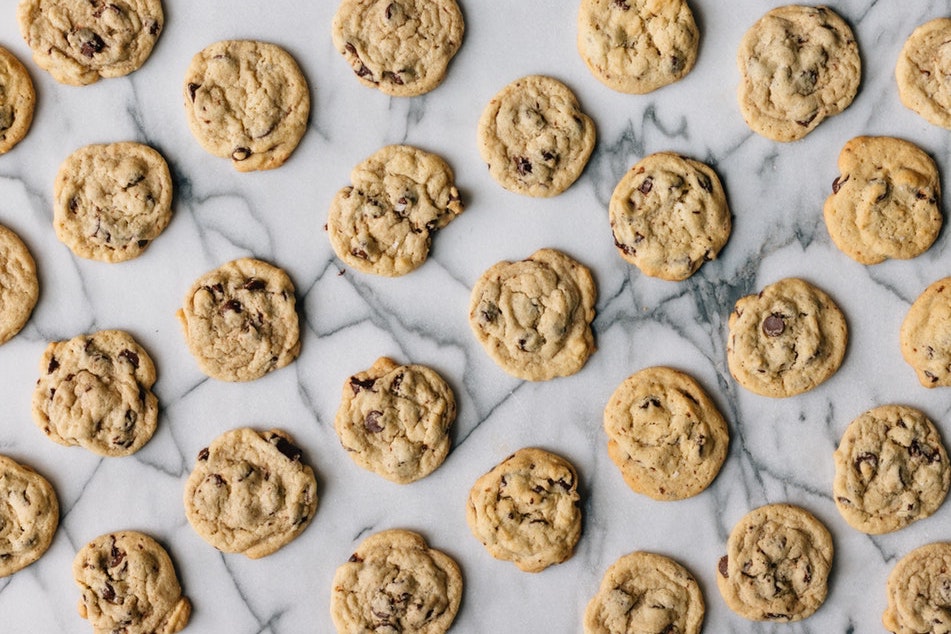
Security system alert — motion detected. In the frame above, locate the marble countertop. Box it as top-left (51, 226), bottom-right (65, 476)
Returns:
top-left (2, 1), bottom-right (950, 632)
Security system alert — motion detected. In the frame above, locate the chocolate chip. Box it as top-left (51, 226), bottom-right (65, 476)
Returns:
top-left (364, 411), bottom-right (384, 433)
top-left (350, 376), bottom-right (377, 394)
top-left (382, 70), bottom-right (404, 85)
top-left (697, 173), bottom-right (713, 193)
top-left (910, 440), bottom-right (940, 463)
top-left (348, 553), bottom-right (363, 563)
top-left (271, 435), bottom-right (303, 462)
top-left (351, 248), bottom-right (368, 259)
top-left (796, 111), bottom-right (818, 127)
top-left (80, 33), bottom-right (106, 58)
top-left (232, 147), bottom-right (252, 161)
top-left (47, 357), bottom-right (59, 374)
top-left (118, 349), bottom-right (139, 369)
top-left (613, 0), bottom-right (631, 8)
top-left (101, 583), bottom-right (117, 603)
top-left (221, 299), bottom-right (243, 314)
top-left (148, 20), bottom-right (160, 36)
top-left (613, 238), bottom-right (634, 256)
top-left (109, 546), bottom-right (125, 569)
top-left (854, 452), bottom-right (878, 472)
top-left (197, 447), bottom-right (209, 461)
top-left (390, 372), bottom-right (404, 395)
top-left (480, 302), bottom-right (500, 322)
top-left (243, 278), bottom-right (266, 291)
top-left (718, 555), bottom-right (729, 578)
top-left (514, 156), bottom-right (532, 175)
top-left (638, 177), bottom-right (653, 195)
top-left (356, 64), bottom-right (372, 79)
top-left (541, 150), bottom-right (556, 162)
top-left (762, 313), bottom-right (786, 337)
top-left (187, 83), bottom-right (200, 101)
top-left (385, 2), bottom-right (396, 19)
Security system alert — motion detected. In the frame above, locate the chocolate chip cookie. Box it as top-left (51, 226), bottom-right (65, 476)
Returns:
top-left (0, 46), bottom-right (34, 153)
top-left (0, 223), bottom-right (39, 345)
top-left (896, 18), bottom-right (951, 130)
top-left (901, 277), bottom-right (951, 388)
top-left (0, 455), bottom-right (58, 577)
top-left (883, 542), bottom-right (951, 633)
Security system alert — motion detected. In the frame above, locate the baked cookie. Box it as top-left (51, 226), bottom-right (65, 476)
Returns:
top-left (584, 551), bottom-right (704, 634)
top-left (183, 40), bottom-right (310, 172)
top-left (178, 257), bottom-right (301, 382)
top-left (477, 75), bottom-right (596, 197)
top-left (466, 447), bottom-right (582, 572)
top-left (0, 455), bottom-right (58, 577)
top-left (32, 329), bottom-right (158, 456)
top-left (73, 531), bottom-right (190, 634)
top-left (17, 0), bottom-right (163, 86)
top-left (883, 542), bottom-right (951, 633)
top-left (716, 503), bottom-right (833, 622)
top-left (609, 152), bottom-right (731, 281)
top-left (577, 0), bottom-right (699, 94)
top-left (54, 142), bottom-right (173, 263)
top-left (737, 5), bottom-right (860, 142)
top-left (727, 277), bottom-right (848, 397)
top-left (327, 144), bottom-right (464, 277)
top-left (469, 248), bottom-right (597, 381)
top-left (0, 46), bottom-right (34, 153)
top-left (184, 427), bottom-right (318, 559)
top-left (334, 357), bottom-right (456, 484)
top-left (603, 366), bottom-right (729, 501)
top-left (331, 0), bottom-right (464, 97)
top-left (0, 223), bottom-right (38, 345)
top-left (896, 18), bottom-right (951, 130)
top-left (901, 277), bottom-right (951, 388)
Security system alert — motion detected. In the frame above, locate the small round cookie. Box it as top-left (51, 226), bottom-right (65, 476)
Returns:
top-left (716, 503), bottom-right (833, 622)
top-left (73, 531), bottom-right (191, 634)
top-left (466, 447), bottom-right (582, 573)
top-left (603, 366), bottom-right (729, 501)
top-left (177, 257), bottom-right (301, 382)
top-left (577, 0), bottom-right (699, 94)
top-left (332, 0), bottom-right (464, 97)
top-left (477, 75), bottom-right (596, 197)
top-left (469, 248), bottom-right (597, 382)
top-left (727, 277), bottom-right (848, 398)
top-left (183, 40), bottom-right (310, 172)
top-left (184, 427), bottom-right (318, 559)
top-left (896, 18), bottom-right (951, 130)
top-left (0, 223), bottom-right (39, 345)
top-left (334, 357), bottom-right (456, 484)
top-left (17, 0), bottom-right (163, 86)
top-left (32, 329), bottom-right (158, 456)
top-left (609, 152), bottom-right (731, 281)
top-left (0, 46), bottom-right (34, 153)
top-left (584, 551), bottom-right (704, 634)
top-left (327, 144), bottom-right (464, 277)
top-left (54, 142), bottom-right (173, 263)
top-left (883, 542), bottom-right (951, 633)
top-left (901, 277), bottom-right (951, 388)
top-left (737, 5), bottom-right (861, 142)
top-left (0, 455), bottom-right (58, 577)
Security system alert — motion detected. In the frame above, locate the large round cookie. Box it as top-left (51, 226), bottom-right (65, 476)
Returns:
top-left (896, 18), bottom-right (951, 130)
top-left (609, 152), bottom-right (731, 281)
top-left (737, 5), bottom-right (860, 142)
top-left (0, 455), bottom-right (58, 577)
top-left (177, 257), bottom-right (301, 382)
top-left (32, 329), bottom-right (158, 456)
top-left (17, 0), bottom-right (163, 86)
top-left (901, 276), bottom-right (951, 388)
top-left (477, 75), bottom-right (596, 197)
top-left (183, 40), bottom-right (310, 172)
top-left (184, 427), bottom-right (318, 559)
top-left (327, 144), bottom-right (464, 277)
top-left (332, 0), bottom-right (464, 97)
top-left (0, 46), bottom-right (34, 153)
top-left (883, 542), bottom-right (951, 633)
top-left (469, 248), bottom-right (597, 381)
top-left (0, 223), bottom-right (38, 346)
top-left (577, 0), bottom-right (699, 94)
top-left (727, 277), bottom-right (848, 398)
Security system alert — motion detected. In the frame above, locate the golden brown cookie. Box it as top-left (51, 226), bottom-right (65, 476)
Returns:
top-left (0, 46), bottom-right (34, 153)
top-left (0, 455), bottom-right (58, 577)
top-left (0, 223), bottom-right (38, 346)
top-left (901, 277), bottom-right (951, 388)
top-left (896, 18), bottom-right (951, 130)
top-left (883, 542), bottom-right (951, 633)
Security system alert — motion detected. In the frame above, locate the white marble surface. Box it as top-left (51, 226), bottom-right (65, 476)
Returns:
top-left (1, 1), bottom-right (951, 632)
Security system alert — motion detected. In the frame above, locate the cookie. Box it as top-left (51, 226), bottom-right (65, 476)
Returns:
top-left (577, 0), bottom-right (699, 94)
top-left (327, 144), bottom-right (464, 277)
top-left (0, 455), bottom-right (58, 577)
top-left (0, 46), bottom-right (34, 153)
top-left (603, 366), bottom-right (729, 501)
top-left (0, 223), bottom-right (39, 345)
top-left (466, 447), bottom-right (582, 573)
top-left (183, 427), bottom-right (318, 559)
top-left (901, 277), bottom-right (951, 388)
top-left (477, 75), bottom-right (596, 197)
top-left (737, 5), bottom-right (860, 142)
top-left (32, 329), bottom-right (158, 456)
top-left (53, 142), bottom-right (173, 263)
top-left (716, 503), bottom-right (833, 622)
top-left (183, 40), bottom-right (310, 172)
top-left (332, 0), bottom-right (464, 97)
top-left (609, 152), bottom-right (731, 281)
top-left (727, 277), bottom-right (848, 398)
top-left (17, 0), bottom-right (163, 86)
top-left (177, 257), bottom-right (301, 382)
top-left (896, 18), bottom-right (951, 130)
top-left (469, 248), bottom-right (597, 381)
top-left (584, 551), bottom-right (704, 634)
top-left (334, 357), bottom-right (456, 484)
top-left (883, 542), bottom-right (951, 633)
top-left (73, 531), bottom-right (190, 634)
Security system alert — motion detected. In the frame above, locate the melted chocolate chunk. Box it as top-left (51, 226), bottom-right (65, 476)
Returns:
top-left (638, 177), bottom-right (653, 195)
top-left (243, 278), bottom-right (266, 291)
top-left (118, 349), bottom-right (140, 369)
top-left (47, 357), bottom-right (59, 374)
top-left (197, 447), bottom-right (209, 461)
top-left (854, 452), bottom-right (878, 472)
top-left (364, 411), bottom-right (384, 433)
top-left (349, 376), bottom-right (377, 394)
top-left (271, 435), bottom-right (303, 462)
top-left (232, 147), bottom-right (252, 161)
top-left (718, 555), bottom-right (729, 578)
top-left (187, 83), bottom-right (200, 101)
top-left (514, 156), bottom-right (533, 176)
top-left (762, 313), bottom-right (786, 337)
top-left (80, 33), bottom-right (106, 58)
top-left (221, 299), bottom-right (243, 314)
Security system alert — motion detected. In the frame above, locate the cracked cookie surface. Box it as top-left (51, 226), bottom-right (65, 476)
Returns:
top-left (0, 223), bottom-right (38, 345)
top-left (0, 46), bottom-right (34, 153)
top-left (0, 455), bottom-right (58, 577)
top-left (901, 277), bottom-right (951, 388)
top-left (883, 542), bottom-right (951, 633)
top-left (896, 18), bottom-right (951, 129)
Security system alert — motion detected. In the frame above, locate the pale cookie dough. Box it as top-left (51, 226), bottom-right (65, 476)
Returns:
top-left (183, 427), bottom-right (318, 559)
top-left (0, 223), bottom-right (38, 345)
top-left (178, 257), bottom-right (301, 382)
top-left (0, 46), bottom-right (34, 153)
top-left (469, 248), bottom-right (597, 381)
top-left (896, 18), bottom-right (951, 130)
top-left (727, 277), bottom-right (848, 398)
top-left (73, 531), bottom-right (190, 634)
top-left (603, 366), bottom-right (729, 501)
top-left (332, 0), bottom-right (464, 97)
top-left (466, 447), bottom-right (582, 573)
top-left (737, 5), bottom-right (860, 142)
top-left (17, 0), bottom-right (163, 86)
top-left (327, 145), bottom-right (464, 277)
top-left (32, 329), bottom-right (158, 456)
top-left (0, 455), bottom-right (58, 577)
top-left (883, 542), bottom-right (951, 633)
top-left (477, 75), bottom-right (596, 197)
top-left (901, 277), bottom-right (951, 388)
top-left (834, 405), bottom-right (949, 535)
top-left (716, 503), bottom-right (833, 622)
top-left (334, 357), bottom-right (456, 484)
top-left (54, 142), bottom-right (173, 263)
top-left (183, 40), bottom-right (310, 172)
top-left (610, 152), bottom-right (731, 281)
top-left (331, 529), bottom-right (462, 634)
top-left (584, 551), bottom-right (705, 634)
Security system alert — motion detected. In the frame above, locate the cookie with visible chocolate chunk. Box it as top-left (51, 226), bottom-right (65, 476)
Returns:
top-left (883, 542), bottom-right (951, 633)
top-left (896, 18), bottom-right (951, 130)
top-left (0, 455), bottom-right (58, 577)
top-left (0, 223), bottom-right (38, 346)
top-left (901, 276), bottom-right (951, 388)
top-left (0, 46), bottom-right (34, 153)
